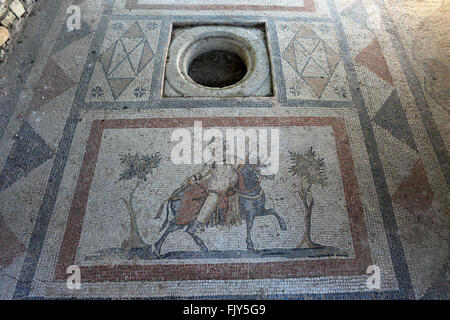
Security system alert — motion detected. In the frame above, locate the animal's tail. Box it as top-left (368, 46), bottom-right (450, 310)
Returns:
top-left (155, 186), bottom-right (184, 232)
top-left (159, 200), bottom-right (171, 232)
top-left (154, 185), bottom-right (183, 220)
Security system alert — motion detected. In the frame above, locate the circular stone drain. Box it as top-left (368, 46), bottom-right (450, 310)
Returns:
top-left (164, 26), bottom-right (272, 97)
top-left (188, 50), bottom-right (248, 88)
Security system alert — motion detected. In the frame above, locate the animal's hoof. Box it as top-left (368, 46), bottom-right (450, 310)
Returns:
top-left (200, 245), bottom-right (208, 252)
top-left (280, 222), bottom-right (287, 231)
top-left (186, 220), bottom-right (201, 234)
top-left (153, 247), bottom-right (161, 258)
top-left (247, 242), bottom-right (255, 250)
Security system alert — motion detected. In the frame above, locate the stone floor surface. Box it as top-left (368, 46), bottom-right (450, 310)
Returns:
top-left (0, 0), bottom-right (448, 299)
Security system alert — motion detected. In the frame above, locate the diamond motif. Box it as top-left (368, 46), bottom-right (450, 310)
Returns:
top-left (98, 22), bottom-right (155, 100)
top-left (282, 25), bottom-right (340, 98)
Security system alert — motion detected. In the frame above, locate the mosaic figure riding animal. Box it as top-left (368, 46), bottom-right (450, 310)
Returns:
top-left (236, 162), bottom-right (287, 250)
top-left (153, 162), bottom-right (287, 257)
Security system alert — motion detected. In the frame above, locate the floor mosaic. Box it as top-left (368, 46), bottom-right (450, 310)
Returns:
top-left (0, 0), bottom-right (448, 299)
top-left (86, 19), bottom-right (160, 103)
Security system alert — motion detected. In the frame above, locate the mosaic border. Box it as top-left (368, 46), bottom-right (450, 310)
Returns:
top-left (124, 0), bottom-right (316, 12)
top-left (11, 0), bottom-right (436, 298)
top-left (53, 116), bottom-right (372, 283)
top-left (83, 14), bottom-right (354, 109)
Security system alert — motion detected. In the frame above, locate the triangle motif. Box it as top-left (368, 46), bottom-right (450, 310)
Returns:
top-left (29, 58), bottom-right (77, 112)
top-left (0, 215), bottom-right (25, 267)
top-left (100, 41), bottom-right (117, 75)
top-left (393, 158), bottom-right (433, 214)
top-left (0, 121), bottom-right (54, 191)
top-left (341, 0), bottom-right (371, 31)
top-left (122, 22), bottom-right (145, 39)
top-left (324, 43), bottom-right (340, 74)
top-left (128, 41), bottom-right (144, 74)
top-left (108, 40), bottom-right (128, 77)
top-left (282, 38), bottom-right (298, 73)
top-left (297, 25), bottom-right (321, 39)
top-left (302, 59), bottom-right (329, 78)
top-left (299, 38), bottom-right (319, 55)
top-left (354, 38), bottom-right (394, 86)
top-left (122, 37), bottom-right (143, 55)
top-left (303, 77), bottom-right (330, 98)
top-left (311, 42), bottom-right (330, 74)
top-left (137, 40), bottom-right (155, 73)
top-left (372, 90), bottom-right (418, 151)
top-left (109, 57), bottom-right (136, 79)
top-left (51, 20), bottom-right (93, 54)
top-left (107, 78), bottom-right (134, 100)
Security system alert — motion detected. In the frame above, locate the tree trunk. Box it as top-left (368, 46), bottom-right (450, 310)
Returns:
top-left (297, 198), bottom-right (322, 249)
top-left (121, 179), bottom-right (148, 249)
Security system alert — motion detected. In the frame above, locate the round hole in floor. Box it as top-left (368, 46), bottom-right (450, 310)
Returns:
top-left (187, 50), bottom-right (248, 88)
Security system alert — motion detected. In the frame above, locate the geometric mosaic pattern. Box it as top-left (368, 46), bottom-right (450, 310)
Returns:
top-left (282, 25), bottom-right (340, 98)
top-left (354, 38), bottom-right (394, 86)
top-left (0, 121), bottom-right (53, 192)
top-left (85, 20), bottom-right (160, 103)
top-left (372, 90), bottom-right (417, 152)
top-left (51, 19), bottom-right (93, 55)
top-left (124, 0), bottom-right (317, 12)
top-left (0, 214), bottom-right (26, 268)
top-left (340, 0), bottom-right (372, 31)
top-left (277, 21), bottom-right (351, 102)
top-left (100, 22), bottom-right (155, 99)
top-left (0, 0), bottom-right (448, 301)
top-left (28, 58), bottom-right (77, 114)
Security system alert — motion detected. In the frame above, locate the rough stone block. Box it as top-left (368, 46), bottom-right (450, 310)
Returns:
top-left (0, 26), bottom-right (9, 46)
top-left (9, 0), bottom-right (25, 18)
top-left (1, 10), bottom-right (14, 28)
top-left (0, 2), bottom-right (9, 18)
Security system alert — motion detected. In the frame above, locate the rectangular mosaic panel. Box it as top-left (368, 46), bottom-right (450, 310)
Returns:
top-left (85, 19), bottom-right (161, 103)
top-left (276, 21), bottom-right (351, 102)
top-left (54, 117), bottom-right (373, 284)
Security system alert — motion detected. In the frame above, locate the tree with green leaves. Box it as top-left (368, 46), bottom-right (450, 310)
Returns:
top-left (118, 152), bottom-right (162, 250)
top-left (289, 147), bottom-right (328, 248)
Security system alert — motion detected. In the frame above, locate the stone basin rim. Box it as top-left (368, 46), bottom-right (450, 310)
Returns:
top-left (165, 26), bottom-right (271, 97)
